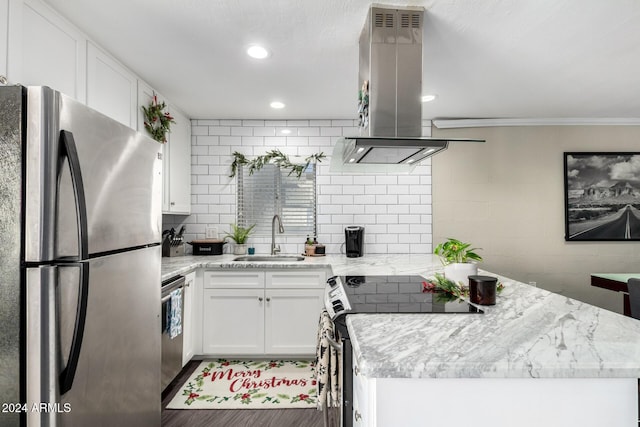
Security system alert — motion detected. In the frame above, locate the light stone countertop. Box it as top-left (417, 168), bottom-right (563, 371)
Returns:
top-left (161, 254), bottom-right (640, 380)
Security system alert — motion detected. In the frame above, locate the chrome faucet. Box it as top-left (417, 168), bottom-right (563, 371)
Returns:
top-left (271, 214), bottom-right (285, 255)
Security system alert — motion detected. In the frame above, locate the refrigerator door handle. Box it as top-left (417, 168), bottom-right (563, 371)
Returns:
top-left (60, 130), bottom-right (89, 260)
top-left (59, 262), bottom-right (90, 395)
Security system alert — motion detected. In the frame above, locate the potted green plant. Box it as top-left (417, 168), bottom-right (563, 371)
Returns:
top-left (223, 223), bottom-right (256, 255)
top-left (433, 238), bottom-right (483, 286)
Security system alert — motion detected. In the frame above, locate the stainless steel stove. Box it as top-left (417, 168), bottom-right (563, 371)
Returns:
top-left (325, 274), bottom-right (483, 319)
top-left (324, 274), bottom-right (483, 427)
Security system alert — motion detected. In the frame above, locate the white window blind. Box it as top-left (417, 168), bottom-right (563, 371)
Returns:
top-left (237, 163), bottom-right (317, 236)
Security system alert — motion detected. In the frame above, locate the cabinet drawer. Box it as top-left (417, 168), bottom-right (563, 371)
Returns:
top-left (204, 270), bottom-right (264, 289)
top-left (265, 270), bottom-right (327, 289)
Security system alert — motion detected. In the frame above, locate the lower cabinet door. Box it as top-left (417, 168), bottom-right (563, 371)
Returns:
top-left (202, 289), bottom-right (265, 354)
top-left (264, 288), bottom-right (325, 355)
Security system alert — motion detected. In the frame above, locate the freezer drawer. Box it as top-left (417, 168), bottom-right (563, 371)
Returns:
top-left (26, 246), bottom-right (161, 426)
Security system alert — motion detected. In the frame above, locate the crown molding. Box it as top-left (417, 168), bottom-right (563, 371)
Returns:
top-left (432, 118), bottom-right (640, 129)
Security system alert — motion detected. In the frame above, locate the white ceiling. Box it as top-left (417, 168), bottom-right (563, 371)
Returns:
top-left (44, 0), bottom-right (640, 120)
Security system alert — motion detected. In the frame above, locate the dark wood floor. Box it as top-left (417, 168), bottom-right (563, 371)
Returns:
top-left (161, 360), bottom-right (339, 427)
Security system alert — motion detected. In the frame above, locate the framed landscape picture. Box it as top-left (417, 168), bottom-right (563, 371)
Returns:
top-left (564, 152), bottom-right (640, 241)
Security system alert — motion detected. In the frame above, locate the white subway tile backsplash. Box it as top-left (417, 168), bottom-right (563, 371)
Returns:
top-left (254, 127), bottom-right (276, 137)
top-left (342, 185), bottom-right (365, 195)
top-left (162, 118), bottom-right (433, 255)
top-left (353, 195), bottom-right (376, 205)
top-left (320, 127), bottom-right (343, 137)
top-left (375, 176), bottom-right (398, 185)
top-left (387, 185), bottom-right (410, 195)
top-left (192, 126), bottom-right (209, 136)
top-left (309, 120), bottom-right (331, 127)
top-left (399, 214), bottom-right (420, 224)
top-left (231, 127), bottom-right (253, 136)
top-left (209, 126), bottom-right (231, 136)
top-left (331, 120), bottom-right (355, 127)
top-left (388, 205), bottom-right (410, 214)
top-left (297, 127), bottom-right (320, 137)
top-left (375, 195), bottom-right (398, 205)
top-left (192, 146), bottom-right (208, 156)
top-left (194, 119), bottom-right (219, 126)
top-left (320, 185), bottom-right (343, 195)
top-left (343, 204), bottom-right (365, 214)
top-left (242, 120), bottom-right (264, 127)
top-left (331, 195), bottom-right (355, 205)
top-left (388, 224), bottom-right (410, 234)
top-left (219, 136), bottom-right (241, 146)
top-left (265, 120), bottom-right (287, 127)
top-left (195, 135), bottom-right (220, 145)
top-left (192, 165), bottom-right (208, 175)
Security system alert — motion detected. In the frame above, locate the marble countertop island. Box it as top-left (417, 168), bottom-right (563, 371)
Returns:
top-left (161, 253), bottom-right (640, 380)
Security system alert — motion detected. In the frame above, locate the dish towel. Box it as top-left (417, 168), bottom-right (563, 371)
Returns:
top-left (168, 287), bottom-right (182, 339)
top-left (315, 309), bottom-right (341, 410)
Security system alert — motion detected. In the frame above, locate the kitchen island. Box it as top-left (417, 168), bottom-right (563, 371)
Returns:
top-left (162, 254), bottom-right (640, 426)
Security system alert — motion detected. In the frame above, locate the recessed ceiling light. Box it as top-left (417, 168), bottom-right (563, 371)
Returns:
top-left (270, 101), bottom-right (285, 109)
top-left (356, 147), bottom-right (365, 153)
top-left (247, 45), bottom-right (270, 59)
top-left (349, 158), bottom-right (356, 163)
top-left (406, 158), bottom-right (415, 163)
top-left (421, 94), bottom-right (437, 103)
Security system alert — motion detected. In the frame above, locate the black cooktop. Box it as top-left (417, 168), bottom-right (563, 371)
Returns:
top-left (329, 275), bottom-right (483, 314)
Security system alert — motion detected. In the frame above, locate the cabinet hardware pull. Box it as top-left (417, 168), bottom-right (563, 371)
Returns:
top-left (354, 410), bottom-right (362, 421)
top-left (354, 366), bottom-right (360, 376)
top-left (258, 297), bottom-right (263, 302)
top-left (170, 202), bottom-right (175, 206)
top-left (266, 297), bottom-right (271, 302)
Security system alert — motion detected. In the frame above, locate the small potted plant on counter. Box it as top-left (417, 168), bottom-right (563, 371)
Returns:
top-left (434, 237), bottom-right (483, 286)
top-left (224, 223), bottom-right (256, 255)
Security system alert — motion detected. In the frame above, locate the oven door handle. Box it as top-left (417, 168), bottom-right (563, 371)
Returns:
top-left (325, 335), bottom-right (342, 352)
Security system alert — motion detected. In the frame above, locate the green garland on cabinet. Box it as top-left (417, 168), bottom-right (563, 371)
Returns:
top-left (229, 149), bottom-right (326, 178)
top-left (141, 94), bottom-right (175, 143)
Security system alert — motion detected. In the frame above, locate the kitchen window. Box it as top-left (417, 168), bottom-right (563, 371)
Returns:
top-left (237, 163), bottom-right (317, 236)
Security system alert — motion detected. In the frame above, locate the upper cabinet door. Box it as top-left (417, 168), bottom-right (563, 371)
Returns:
top-left (167, 105), bottom-right (191, 215)
top-left (9, 0), bottom-right (87, 102)
top-left (86, 42), bottom-right (137, 128)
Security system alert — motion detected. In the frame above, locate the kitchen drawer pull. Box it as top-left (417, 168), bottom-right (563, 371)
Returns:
top-left (258, 297), bottom-right (263, 302)
top-left (354, 410), bottom-right (362, 421)
top-left (266, 297), bottom-right (271, 302)
top-left (354, 365), bottom-right (360, 376)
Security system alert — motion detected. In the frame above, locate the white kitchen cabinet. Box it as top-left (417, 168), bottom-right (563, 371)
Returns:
top-left (264, 288), bottom-right (325, 354)
top-left (181, 270), bottom-right (196, 366)
top-left (352, 358), bottom-right (372, 427)
top-left (8, 0), bottom-right (86, 101)
top-left (202, 288), bottom-right (265, 354)
top-left (137, 82), bottom-right (191, 214)
top-left (86, 41), bottom-right (137, 128)
top-left (165, 104), bottom-right (191, 214)
top-left (201, 269), bottom-right (327, 356)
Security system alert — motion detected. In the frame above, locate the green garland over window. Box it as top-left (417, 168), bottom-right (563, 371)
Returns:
top-left (229, 149), bottom-right (326, 178)
top-left (141, 94), bottom-right (175, 143)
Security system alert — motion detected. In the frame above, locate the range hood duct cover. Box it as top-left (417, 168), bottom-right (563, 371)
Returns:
top-left (336, 5), bottom-right (483, 167)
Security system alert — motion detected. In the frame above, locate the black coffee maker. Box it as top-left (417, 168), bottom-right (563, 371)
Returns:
top-left (345, 226), bottom-right (364, 257)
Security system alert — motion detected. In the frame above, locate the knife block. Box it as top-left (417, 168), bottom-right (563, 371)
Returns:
top-left (162, 241), bottom-right (185, 257)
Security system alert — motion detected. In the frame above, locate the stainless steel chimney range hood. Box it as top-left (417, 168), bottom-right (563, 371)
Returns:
top-left (331, 5), bottom-right (483, 171)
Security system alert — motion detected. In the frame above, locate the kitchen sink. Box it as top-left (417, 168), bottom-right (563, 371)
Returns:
top-left (233, 255), bottom-right (305, 262)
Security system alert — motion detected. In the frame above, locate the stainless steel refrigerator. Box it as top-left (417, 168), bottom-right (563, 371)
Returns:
top-left (0, 85), bottom-right (163, 426)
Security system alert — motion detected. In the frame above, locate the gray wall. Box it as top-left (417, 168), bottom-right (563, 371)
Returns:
top-left (432, 125), bottom-right (640, 313)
